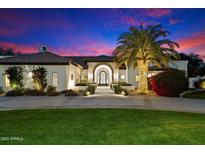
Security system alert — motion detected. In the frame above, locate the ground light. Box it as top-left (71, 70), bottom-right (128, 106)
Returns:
top-left (121, 90), bottom-right (126, 96)
top-left (85, 91), bottom-right (90, 96)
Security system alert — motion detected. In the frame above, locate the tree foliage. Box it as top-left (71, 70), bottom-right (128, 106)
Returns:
top-left (113, 24), bottom-right (179, 93)
top-left (0, 47), bottom-right (15, 56)
top-left (32, 67), bottom-right (47, 91)
top-left (150, 70), bottom-right (188, 97)
top-left (5, 66), bottom-right (24, 90)
top-left (179, 53), bottom-right (205, 77)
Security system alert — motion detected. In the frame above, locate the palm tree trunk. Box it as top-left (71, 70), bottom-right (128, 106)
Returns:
top-left (137, 60), bottom-right (149, 94)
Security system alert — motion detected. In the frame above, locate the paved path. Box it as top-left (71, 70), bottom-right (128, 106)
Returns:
top-left (94, 86), bottom-right (116, 97)
top-left (0, 87), bottom-right (204, 114)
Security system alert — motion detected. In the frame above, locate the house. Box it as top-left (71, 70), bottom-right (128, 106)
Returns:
top-left (0, 46), bottom-right (188, 91)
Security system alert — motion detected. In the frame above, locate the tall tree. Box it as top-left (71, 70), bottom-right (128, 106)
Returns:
top-left (113, 24), bottom-right (179, 93)
top-left (5, 66), bottom-right (24, 90)
top-left (179, 53), bottom-right (205, 77)
top-left (32, 67), bottom-right (47, 91)
top-left (0, 48), bottom-right (15, 56)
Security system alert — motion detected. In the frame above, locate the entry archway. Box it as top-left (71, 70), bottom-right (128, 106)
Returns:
top-left (93, 64), bottom-right (113, 86)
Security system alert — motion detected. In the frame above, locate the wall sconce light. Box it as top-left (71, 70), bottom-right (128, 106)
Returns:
top-left (120, 75), bottom-right (125, 79)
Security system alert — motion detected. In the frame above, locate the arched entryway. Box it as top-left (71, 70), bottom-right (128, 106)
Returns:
top-left (93, 64), bottom-right (113, 86)
top-left (98, 69), bottom-right (108, 85)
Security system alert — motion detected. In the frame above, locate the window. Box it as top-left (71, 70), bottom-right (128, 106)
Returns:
top-left (4, 74), bottom-right (10, 87)
top-left (52, 72), bottom-right (58, 87)
top-left (71, 74), bottom-right (73, 80)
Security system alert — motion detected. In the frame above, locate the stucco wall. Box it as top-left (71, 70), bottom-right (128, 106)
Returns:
top-left (0, 64), bottom-right (68, 91)
top-left (118, 69), bottom-right (127, 82)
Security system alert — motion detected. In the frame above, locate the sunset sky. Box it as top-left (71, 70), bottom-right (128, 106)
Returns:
top-left (0, 8), bottom-right (205, 59)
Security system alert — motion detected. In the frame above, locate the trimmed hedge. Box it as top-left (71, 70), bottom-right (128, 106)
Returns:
top-left (46, 85), bottom-right (56, 93)
top-left (24, 89), bottom-right (46, 96)
top-left (113, 85), bottom-right (128, 96)
top-left (118, 82), bottom-right (132, 86)
top-left (65, 90), bottom-right (79, 96)
top-left (6, 90), bottom-right (24, 96)
top-left (75, 83), bottom-right (88, 86)
top-left (150, 70), bottom-right (188, 97)
top-left (84, 86), bottom-right (95, 96)
top-left (0, 87), bottom-right (4, 95)
top-left (47, 91), bottom-right (60, 96)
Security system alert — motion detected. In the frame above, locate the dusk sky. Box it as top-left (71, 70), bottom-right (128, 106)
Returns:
top-left (0, 8), bottom-right (205, 59)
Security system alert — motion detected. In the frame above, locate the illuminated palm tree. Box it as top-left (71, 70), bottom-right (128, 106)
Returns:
top-left (113, 24), bottom-right (179, 93)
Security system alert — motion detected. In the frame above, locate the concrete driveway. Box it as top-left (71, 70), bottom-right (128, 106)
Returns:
top-left (0, 91), bottom-right (204, 113)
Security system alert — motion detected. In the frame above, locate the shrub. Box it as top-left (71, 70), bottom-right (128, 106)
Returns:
top-left (113, 85), bottom-right (128, 96)
top-left (0, 87), bottom-right (4, 95)
top-left (6, 90), bottom-right (24, 96)
top-left (5, 66), bottom-right (24, 90)
top-left (46, 85), bottom-right (56, 93)
top-left (75, 83), bottom-right (88, 86)
top-left (32, 67), bottom-right (47, 91)
top-left (118, 82), bottom-right (132, 86)
top-left (60, 89), bottom-right (69, 94)
top-left (120, 89), bottom-right (128, 96)
top-left (194, 79), bottom-right (205, 89)
top-left (113, 85), bottom-right (122, 94)
top-left (150, 70), bottom-right (188, 97)
top-left (24, 89), bottom-right (46, 96)
top-left (65, 90), bottom-right (79, 96)
top-left (47, 91), bottom-right (60, 96)
top-left (84, 86), bottom-right (95, 96)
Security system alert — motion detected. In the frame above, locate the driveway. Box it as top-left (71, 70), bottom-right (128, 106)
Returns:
top-left (0, 87), bottom-right (204, 113)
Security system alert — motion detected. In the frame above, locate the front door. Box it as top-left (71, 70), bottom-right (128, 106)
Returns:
top-left (98, 71), bottom-right (108, 86)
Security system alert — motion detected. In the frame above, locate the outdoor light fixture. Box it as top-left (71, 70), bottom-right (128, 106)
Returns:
top-left (121, 90), bottom-right (125, 96)
top-left (120, 75), bottom-right (125, 79)
top-left (28, 72), bottom-right (32, 77)
top-left (86, 91), bottom-right (90, 96)
top-left (136, 75), bottom-right (139, 82)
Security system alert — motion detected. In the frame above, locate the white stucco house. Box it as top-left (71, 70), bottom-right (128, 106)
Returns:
top-left (0, 46), bottom-right (188, 91)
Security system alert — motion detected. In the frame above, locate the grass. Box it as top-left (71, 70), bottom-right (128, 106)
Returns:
top-left (0, 109), bottom-right (204, 145)
top-left (183, 90), bottom-right (205, 99)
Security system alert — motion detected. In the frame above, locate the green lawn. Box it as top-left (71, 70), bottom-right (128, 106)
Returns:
top-left (0, 109), bottom-right (204, 145)
top-left (183, 91), bottom-right (205, 99)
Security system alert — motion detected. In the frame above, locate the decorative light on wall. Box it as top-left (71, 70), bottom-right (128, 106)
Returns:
top-left (136, 75), bottom-right (139, 82)
top-left (28, 72), bottom-right (33, 77)
top-left (120, 75), bottom-right (125, 79)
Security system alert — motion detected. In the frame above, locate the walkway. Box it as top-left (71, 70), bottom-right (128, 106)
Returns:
top-left (94, 86), bottom-right (117, 97)
top-left (0, 88), bottom-right (204, 113)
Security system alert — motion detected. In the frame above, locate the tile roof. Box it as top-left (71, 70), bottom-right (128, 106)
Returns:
top-left (65, 55), bottom-right (114, 69)
top-left (0, 51), bottom-right (70, 65)
top-left (0, 52), bottom-right (126, 69)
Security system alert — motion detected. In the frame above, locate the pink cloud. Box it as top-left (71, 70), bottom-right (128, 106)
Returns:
top-left (178, 30), bottom-right (205, 60)
top-left (178, 30), bottom-right (205, 51)
top-left (0, 42), bottom-right (38, 53)
top-left (0, 26), bottom-right (26, 37)
top-left (169, 18), bottom-right (183, 25)
top-left (53, 40), bottom-right (115, 56)
top-left (145, 9), bottom-right (172, 17)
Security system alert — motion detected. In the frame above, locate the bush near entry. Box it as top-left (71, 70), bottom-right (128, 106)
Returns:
top-left (6, 90), bottom-right (24, 96)
top-left (150, 70), bottom-right (188, 97)
top-left (113, 85), bottom-right (128, 96)
top-left (46, 85), bottom-right (56, 93)
top-left (84, 86), bottom-right (95, 96)
top-left (65, 90), bottom-right (79, 96)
